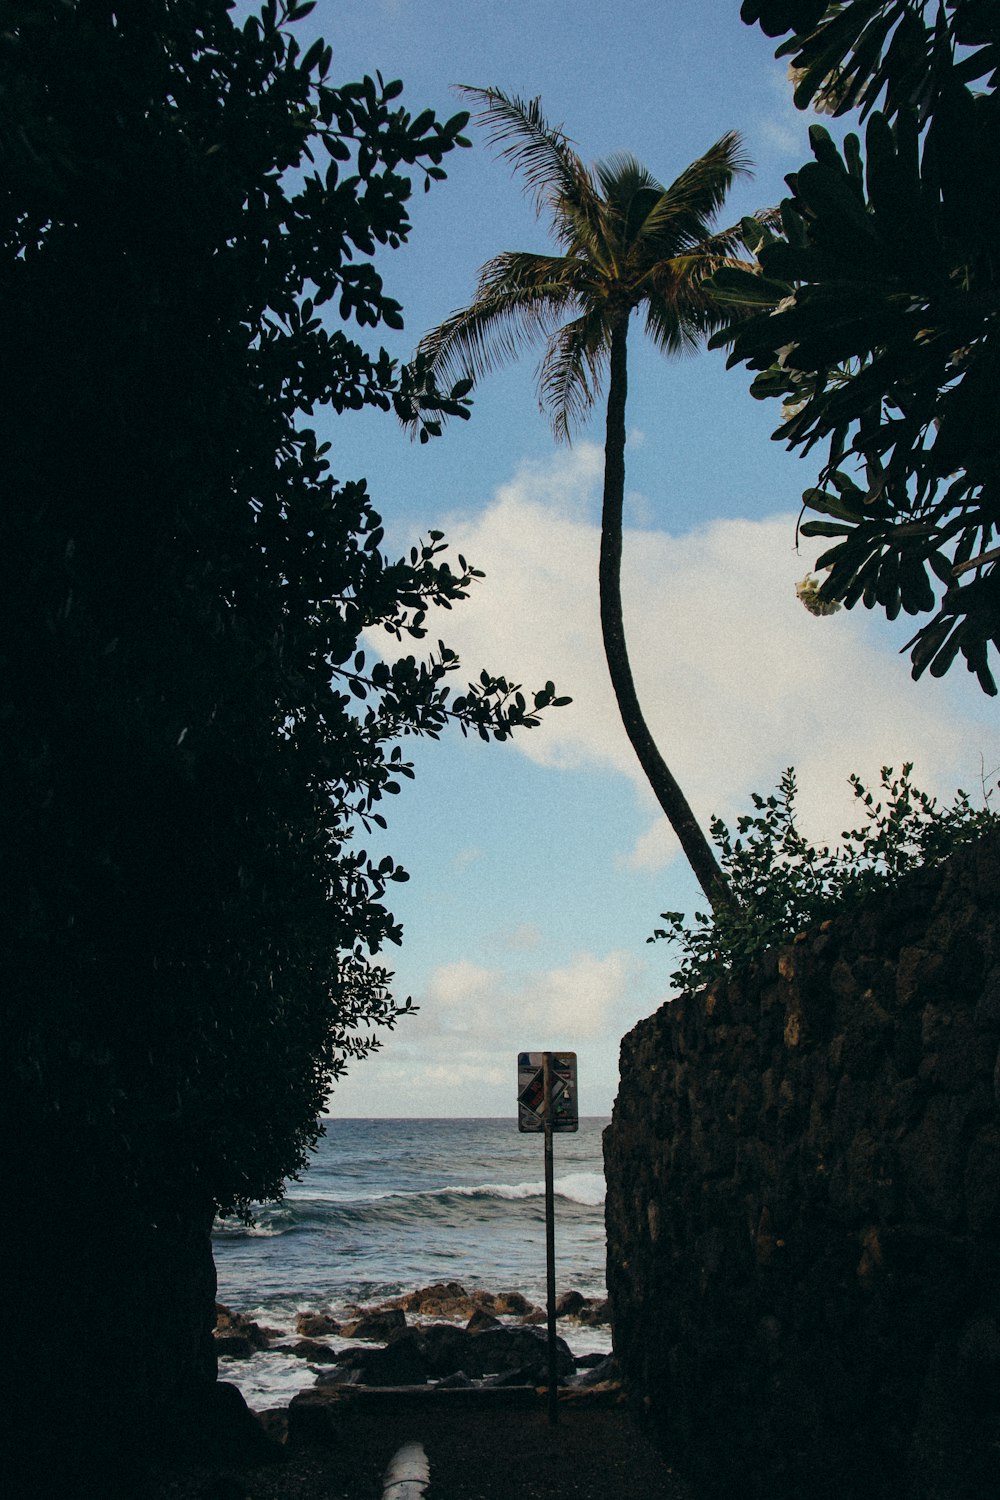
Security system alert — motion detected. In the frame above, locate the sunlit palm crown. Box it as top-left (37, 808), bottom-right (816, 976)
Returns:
top-left (418, 87), bottom-right (757, 440)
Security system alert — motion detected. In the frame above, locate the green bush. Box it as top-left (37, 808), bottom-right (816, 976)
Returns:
top-left (651, 764), bottom-right (997, 992)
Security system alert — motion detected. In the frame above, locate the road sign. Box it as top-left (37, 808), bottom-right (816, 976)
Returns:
top-left (517, 1051), bottom-right (578, 1133)
top-left (516, 1050), bottom-right (579, 1426)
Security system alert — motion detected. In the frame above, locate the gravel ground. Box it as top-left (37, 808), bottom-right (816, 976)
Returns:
top-left (149, 1398), bottom-right (695, 1500)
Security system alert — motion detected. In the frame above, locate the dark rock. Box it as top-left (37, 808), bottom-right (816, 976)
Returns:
top-left (176, 1380), bottom-right (285, 1465)
top-left (311, 1319), bottom-right (577, 1388)
top-left (213, 1306), bottom-right (271, 1351)
top-left (384, 1284), bottom-right (546, 1324)
top-left (435, 1370), bottom-right (474, 1388)
top-left (411, 1280), bottom-right (468, 1305)
top-left (213, 1334), bottom-right (255, 1359)
top-left (338, 1307), bottom-right (406, 1340)
top-left (466, 1308), bottom-right (502, 1332)
top-left (555, 1290), bottom-right (585, 1318)
top-left (274, 1338), bottom-right (341, 1363)
top-left (568, 1354), bottom-right (619, 1388)
top-left (411, 1322), bottom-right (474, 1378)
top-left (314, 1363), bottom-right (362, 1388)
top-left (315, 1330), bottom-right (429, 1386)
top-left (295, 1310), bottom-right (341, 1337)
top-left (366, 1330), bottom-right (430, 1385)
top-left (464, 1325), bottom-right (575, 1381)
top-left (490, 1290), bottom-right (535, 1316)
top-left (393, 1281), bottom-right (470, 1317)
top-left (576, 1299), bottom-right (611, 1325)
top-left (256, 1409), bottom-right (289, 1445)
top-left (482, 1365), bottom-right (541, 1388)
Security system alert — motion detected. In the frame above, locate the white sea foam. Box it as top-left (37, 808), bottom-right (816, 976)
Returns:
top-left (213, 1115), bottom-right (611, 1405)
top-left (449, 1172), bottom-right (606, 1207)
top-left (302, 1171), bottom-right (606, 1210)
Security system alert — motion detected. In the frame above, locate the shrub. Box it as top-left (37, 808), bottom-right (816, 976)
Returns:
top-left (651, 763), bottom-right (997, 992)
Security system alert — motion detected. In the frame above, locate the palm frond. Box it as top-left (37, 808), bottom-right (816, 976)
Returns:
top-left (642, 295), bottom-right (694, 358)
top-left (595, 152), bottom-right (663, 208)
top-left (652, 245), bottom-right (759, 290)
top-left (637, 133), bottom-right (752, 256)
top-left (643, 269), bottom-right (745, 356)
top-left (592, 153), bottom-right (673, 260)
top-left (538, 308), bottom-right (610, 442)
top-left (663, 131), bottom-right (752, 216)
top-left (417, 254), bottom-right (583, 388)
top-left (457, 86), bottom-right (600, 224)
top-left (633, 224), bottom-right (761, 302)
top-left (548, 194), bottom-right (618, 275)
top-left (474, 249), bottom-right (587, 300)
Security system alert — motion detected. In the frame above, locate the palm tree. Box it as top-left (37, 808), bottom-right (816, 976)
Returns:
top-left (416, 89), bottom-right (763, 912)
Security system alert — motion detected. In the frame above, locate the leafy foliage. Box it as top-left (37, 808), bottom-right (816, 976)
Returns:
top-left (0, 1), bottom-right (561, 1220)
top-left (712, 1), bottom-right (1000, 692)
top-left (742, 0), bottom-right (1000, 122)
top-left (651, 763), bottom-right (998, 991)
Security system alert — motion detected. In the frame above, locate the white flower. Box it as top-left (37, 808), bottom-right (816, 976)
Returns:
top-left (773, 296), bottom-right (798, 367)
top-left (788, 63), bottom-right (845, 115)
top-left (795, 574), bottom-right (842, 616)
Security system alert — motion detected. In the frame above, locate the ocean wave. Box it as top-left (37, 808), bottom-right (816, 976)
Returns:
top-left (309, 1171), bottom-right (605, 1211)
top-left (452, 1172), bottom-right (606, 1208)
top-left (215, 1171), bottom-right (607, 1236)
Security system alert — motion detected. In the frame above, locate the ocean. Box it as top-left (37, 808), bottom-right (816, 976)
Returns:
top-left (213, 1116), bottom-right (611, 1408)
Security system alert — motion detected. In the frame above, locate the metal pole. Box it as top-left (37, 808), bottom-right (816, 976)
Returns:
top-left (543, 1051), bottom-right (558, 1425)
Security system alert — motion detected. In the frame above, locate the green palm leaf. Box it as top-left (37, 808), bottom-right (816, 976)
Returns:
top-left (539, 307), bottom-right (610, 441)
top-left (411, 92), bottom-right (774, 912)
top-left (417, 252), bottom-right (582, 387)
top-left (457, 86), bottom-right (601, 227)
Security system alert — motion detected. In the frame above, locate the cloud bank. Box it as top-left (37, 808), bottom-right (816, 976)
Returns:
top-left (371, 443), bottom-right (998, 874)
top-left (327, 944), bottom-right (651, 1118)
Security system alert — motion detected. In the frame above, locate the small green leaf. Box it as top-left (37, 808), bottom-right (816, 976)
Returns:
top-left (800, 519), bottom-right (851, 537)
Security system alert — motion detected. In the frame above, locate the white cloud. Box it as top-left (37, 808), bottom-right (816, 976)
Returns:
top-left (757, 116), bottom-right (804, 155)
top-left (753, 59), bottom-right (851, 162)
top-left (426, 959), bottom-right (497, 1013)
top-left (368, 445), bottom-right (1000, 874)
top-left (420, 946), bottom-right (643, 1044)
top-left (326, 944), bottom-right (650, 1117)
top-left (542, 950), bottom-right (640, 1039)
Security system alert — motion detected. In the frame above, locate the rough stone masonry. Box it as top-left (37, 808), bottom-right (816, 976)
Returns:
top-left (604, 830), bottom-right (1000, 1500)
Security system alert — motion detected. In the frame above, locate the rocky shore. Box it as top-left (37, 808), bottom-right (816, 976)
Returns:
top-left (148, 1282), bottom-right (647, 1500)
top-left (215, 1280), bottom-right (615, 1397)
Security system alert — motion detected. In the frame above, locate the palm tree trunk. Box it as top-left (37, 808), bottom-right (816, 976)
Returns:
top-left (598, 314), bottom-right (732, 914)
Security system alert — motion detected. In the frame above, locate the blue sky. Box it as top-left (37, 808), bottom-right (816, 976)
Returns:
top-left (284, 0), bottom-right (1000, 1117)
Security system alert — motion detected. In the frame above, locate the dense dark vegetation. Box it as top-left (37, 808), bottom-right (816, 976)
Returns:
top-left (717, 0), bottom-right (1000, 690)
top-left (0, 1), bottom-right (556, 1485)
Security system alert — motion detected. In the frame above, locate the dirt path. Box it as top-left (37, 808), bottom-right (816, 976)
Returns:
top-left (150, 1401), bottom-right (695, 1500)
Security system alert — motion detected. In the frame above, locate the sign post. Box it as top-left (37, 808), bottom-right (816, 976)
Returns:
top-left (517, 1050), bottom-right (578, 1426)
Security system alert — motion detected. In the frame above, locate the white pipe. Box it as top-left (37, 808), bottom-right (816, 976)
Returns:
top-left (382, 1441), bottom-right (431, 1500)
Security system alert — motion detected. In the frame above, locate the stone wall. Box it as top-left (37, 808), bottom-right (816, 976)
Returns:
top-left (604, 831), bottom-right (1000, 1500)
